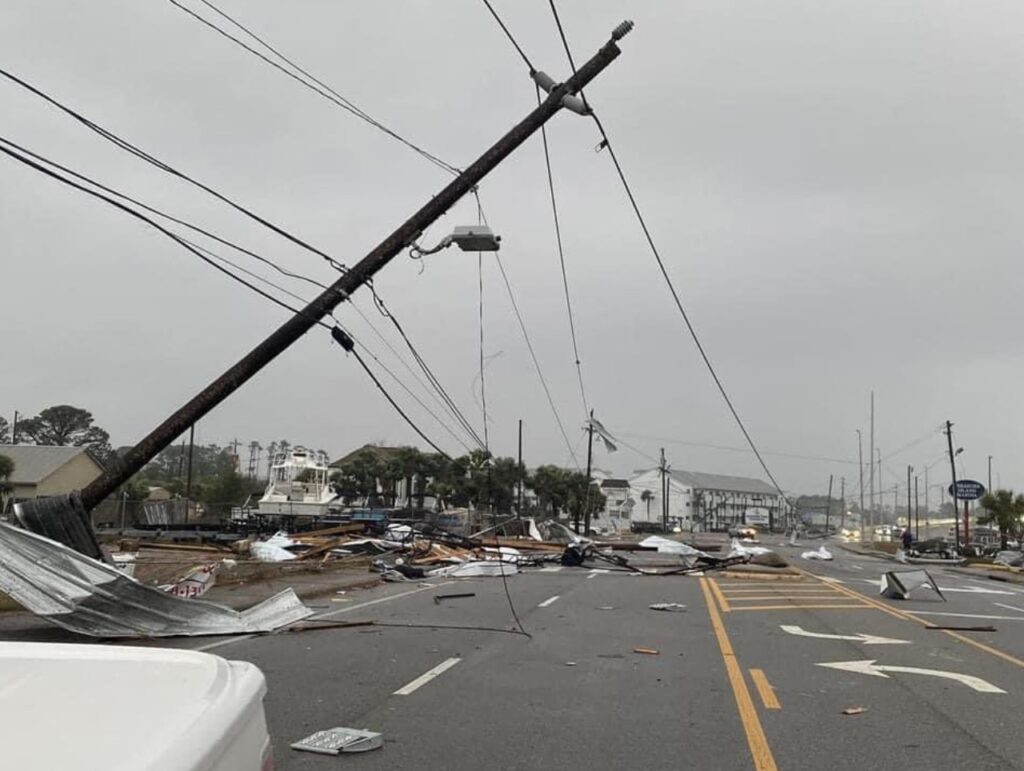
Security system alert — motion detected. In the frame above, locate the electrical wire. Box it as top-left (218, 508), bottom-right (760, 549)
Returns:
top-left (0, 139), bottom-right (328, 327)
top-left (342, 343), bottom-right (452, 459)
top-left (494, 254), bottom-right (581, 471)
top-left (478, 253), bottom-right (490, 450)
top-left (0, 70), bottom-right (492, 455)
top-left (480, 0), bottom-right (536, 72)
top-left (536, 85), bottom-right (589, 418)
top-left (1, 136), bottom-right (472, 459)
top-left (169, 0), bottom-right (460, 176)
top-left (539, 5), bottom-right (791, 506)
top-left (0, 68), bottom-right (348, 275)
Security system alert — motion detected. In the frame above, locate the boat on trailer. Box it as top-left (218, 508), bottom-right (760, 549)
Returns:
top-left (257, 447), bottom-right (335, 518)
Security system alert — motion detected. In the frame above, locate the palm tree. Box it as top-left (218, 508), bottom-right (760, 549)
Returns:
top-left (641, 489), bottom-right (654, 519)
top-left (979, 489), bottom-right (1024, 549)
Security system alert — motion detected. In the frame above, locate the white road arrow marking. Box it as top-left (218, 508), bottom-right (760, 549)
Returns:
top-left (856, 578), bottom-right (1014, 595)
top-left (817, 660), bottom-right (1006, 693)
top-left (781, 625), bottom-right (911, 645)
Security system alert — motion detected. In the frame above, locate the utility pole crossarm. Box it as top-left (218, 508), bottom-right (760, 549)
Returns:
top-left (78, 24), bottom-right (632, 510)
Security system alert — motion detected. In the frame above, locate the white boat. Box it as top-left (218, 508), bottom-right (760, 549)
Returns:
top-left (257, 447), bottom-right (334, 518)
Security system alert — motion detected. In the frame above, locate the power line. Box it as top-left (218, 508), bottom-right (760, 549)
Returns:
top-left (0, 68), bottom-right (348, 274)
top-left (169, 0), bottom-right (460, 176)
top-left (0, 70), bottom-right (490, 454)
top-left (491, 245), bottom-right (581, 470)
top-left (586, 113), bottom-right (790, 504)
top-left (536, 85), bottom-right (589, 418)
top-left (340, 342), bottom-right (452, 459)
top-left (480, 0), bottom-right (536, 72)
top-left (616, 431), bottom-right (859, 466)
top-left (2, 136), bottom-right (472, 458)
top-left (478, 252), bottom-right (490, 451)
top-left (0, 138), bottom-right (328, 327)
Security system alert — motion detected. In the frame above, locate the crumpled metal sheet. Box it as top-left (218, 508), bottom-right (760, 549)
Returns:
top-left (14, 494), bottom-right (105, 561)
top-left (0, 522), bottom-right (313, 637)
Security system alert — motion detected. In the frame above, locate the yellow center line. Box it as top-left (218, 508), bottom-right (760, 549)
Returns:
top-left (700, 578), bottom-right (778, 771)
top-left (709, 577), bottom-right (732, 612)
top-left (803, 569), bottom-right (1024, 670)
top-left (729, 604), bottom-right (873, 612)
top-left (749, 669), bottom-right (781, 710)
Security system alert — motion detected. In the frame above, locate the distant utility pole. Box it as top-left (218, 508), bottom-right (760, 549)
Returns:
top-left (914, 475), bottom-right (920, 540)
top-left (825, 474), bottom-right (833, 534)
top-left (906, 465), bottom-right (913, 529)
top-left (184, 423), bottom-right (195, 518)
top-left (77, 24), bottom-right (633, 510)
top-left (988, 455), bottom-right (993, 493)
top-left (659, 448), bottom-right (669, 532)
top-left (856, 429), bottom-right (864, 528)
top-left (840, 476), bottom-right (846, 532)
top-left (869, 391), bottom-right (875, 537)
top-left (10, 410), bottom-right (18, 444)
top-left (945, 420), bottom-right (960, 551)
top-left (516, 419), bottom-right (523, 520)
top-left (582, 410), bottom-right (595, 536)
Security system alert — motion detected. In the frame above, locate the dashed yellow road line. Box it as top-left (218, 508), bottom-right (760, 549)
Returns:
top-left (804, 570), bottom-right (1024, 670)
top-left (749, 669), bottom-right (781, 710)
top-left (700, 578), bottom-right (778, 771)
top-left (725, 594), bottom-right (846, 601)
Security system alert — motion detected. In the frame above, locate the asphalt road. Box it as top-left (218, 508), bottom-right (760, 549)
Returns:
top-left (4, 539), bottom-right (1024, 770)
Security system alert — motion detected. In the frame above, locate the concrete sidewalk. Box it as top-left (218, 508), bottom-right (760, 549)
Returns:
top-left (204, 566), bottom-right (382, 609)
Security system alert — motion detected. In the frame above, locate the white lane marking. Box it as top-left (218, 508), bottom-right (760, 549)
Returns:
top-left (587, 572), bottom-right (598, 579)
top-left (194, 583), bottom-right (452, 653)
top-left (780, 625), bottom-right (910, 645)
top-left (540, 566), bottom-right (564, 573)
top-left (817, 576), bottom-right (845, 584)
top-left (849, 564), bottom-right (864, 571)
top-left (855, 578), bottom-right (1014, 595)
top-left (538, 595), bottom-right (561, 608)
top-left (993, 602), bottom-right (1024, 614)
top-left (907, 610), bottom-right (1024, 622)
top-left (964, 576), bottom-right (1024, 595)
top-left (393, 657), bottom-right (461, 696)
top-left (817, 659), bottom-right (1005, 694)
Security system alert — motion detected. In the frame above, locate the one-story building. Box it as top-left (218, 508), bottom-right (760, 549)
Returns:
top-left (0, 444), bottom-right (106, 512)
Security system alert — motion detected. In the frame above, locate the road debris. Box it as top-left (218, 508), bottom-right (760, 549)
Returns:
top-left (880, 569), bottom-right (946, 601)
top-left (291, 727), bottom-right (383, 755)
top-left (925, 625), bottom-right (997, 632)
top-left (801, 545), bottom-right (833, 561)
top-left (633, 647), bottom-right (660, 655)
top-left (842, 706), bottom-right (868, 715)
top-left (434, 592), bottom-right (476, 604)
top-left (0, 523), bottom-right (313, 637)
top-left (649, 603), bottom-right (687, 612)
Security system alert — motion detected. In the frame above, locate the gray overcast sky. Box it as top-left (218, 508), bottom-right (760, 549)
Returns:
top-left (3, 0), bottom-right (1023, 498)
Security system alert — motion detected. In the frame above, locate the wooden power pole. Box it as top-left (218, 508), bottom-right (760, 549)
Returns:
top-left (76, 23), bottom-right (634, 511)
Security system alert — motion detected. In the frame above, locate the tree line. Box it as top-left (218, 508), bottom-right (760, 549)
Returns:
top-left (332, 445), bottom-right (606, 519)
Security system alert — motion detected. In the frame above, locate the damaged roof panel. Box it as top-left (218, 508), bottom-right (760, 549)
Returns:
top-left (0, 523), bottom-right (313, 638)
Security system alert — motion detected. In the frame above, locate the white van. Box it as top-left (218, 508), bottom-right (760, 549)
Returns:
top-left (0, 642), bottom-right (274, 771)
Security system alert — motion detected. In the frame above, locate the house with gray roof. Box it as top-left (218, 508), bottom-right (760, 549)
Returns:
top-left (0, 445), bottom-right (106, 511)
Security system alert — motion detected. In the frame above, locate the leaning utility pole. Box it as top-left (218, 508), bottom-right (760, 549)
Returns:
top-left (582, 409), bottom-right (595, 536)
top-left (945, 420), bottom-right (960, 551)
top-left (72, 23), bottom-right (634, 512)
